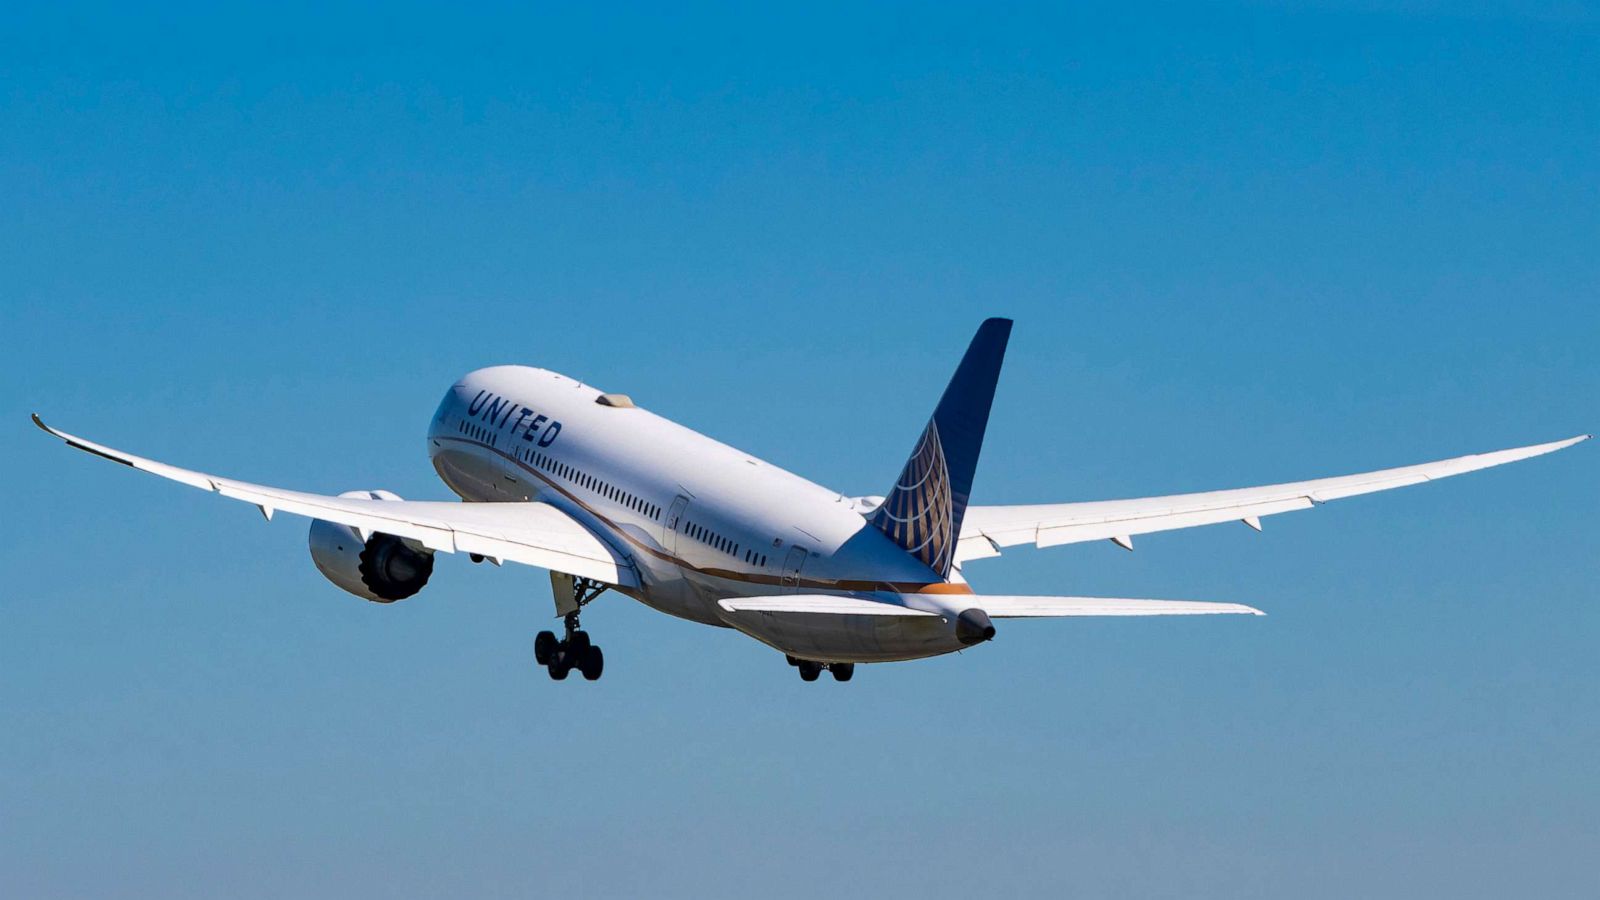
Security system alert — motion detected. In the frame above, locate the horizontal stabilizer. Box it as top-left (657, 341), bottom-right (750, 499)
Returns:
top-left (718, 596), bottom-right (937, 616)
top-left (966, 595), bottom-right (1264, 618)
top-left (718, 593), bottom-right (1261, 619)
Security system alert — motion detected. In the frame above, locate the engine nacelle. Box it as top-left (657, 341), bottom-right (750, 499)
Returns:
top-left (307, 490), bottom-right (435, 602)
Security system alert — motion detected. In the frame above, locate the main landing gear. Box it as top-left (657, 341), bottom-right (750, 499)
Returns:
top-left (786, 654), bottom-right (854, 682)
top-left (536, 575), bottom-right (609, 682)
top-left (536, 611), bottom-right (604, 681)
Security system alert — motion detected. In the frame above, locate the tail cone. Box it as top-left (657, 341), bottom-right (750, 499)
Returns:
top-left (956, 608), bottom-right (996, 645)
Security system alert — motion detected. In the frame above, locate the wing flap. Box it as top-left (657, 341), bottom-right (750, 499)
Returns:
top-left (34, 415), bottom-right (639, 587)
top-left (211, 481), bottom-right (461, 552)
top-left (1034, 495), bottom-right (1315, 547)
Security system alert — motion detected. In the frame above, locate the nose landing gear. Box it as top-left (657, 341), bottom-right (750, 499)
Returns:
top-left (785, 655), bottom-right (854, 683)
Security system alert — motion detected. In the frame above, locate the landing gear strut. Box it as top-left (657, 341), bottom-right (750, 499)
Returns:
top-left (786, 655), bottom-right (854, 683)
top-left (536, 576), bottom-right (608, 682)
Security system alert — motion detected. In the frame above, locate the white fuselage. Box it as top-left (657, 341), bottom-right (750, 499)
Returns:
top-left (425, 366), bottom-right (974, 662)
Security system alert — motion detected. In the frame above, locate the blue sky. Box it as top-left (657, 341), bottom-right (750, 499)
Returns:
top-left (2, 2), bottom-right (1596, 897)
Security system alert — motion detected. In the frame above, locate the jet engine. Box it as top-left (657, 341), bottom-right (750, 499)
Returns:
top-left (307, 490), bottom-right (435, 602)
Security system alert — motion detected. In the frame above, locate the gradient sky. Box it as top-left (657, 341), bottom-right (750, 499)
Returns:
top-left (3, 3), bottom-right (1596, 898)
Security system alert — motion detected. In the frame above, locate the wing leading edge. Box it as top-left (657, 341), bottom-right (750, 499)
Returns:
top-left (957, 434), bottom-right (1589, 563)
top-left (32, 415), bottom-right (639, 587)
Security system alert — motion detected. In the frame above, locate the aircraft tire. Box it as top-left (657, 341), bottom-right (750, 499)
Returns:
top-left (798, 660), bottom-right (822, 682)
top-left (830, 663), bottom-right (854, 682)
top-left (580, 645), bottom-right (604, 681)
top-left (534, 631), bottom-right (557, 665)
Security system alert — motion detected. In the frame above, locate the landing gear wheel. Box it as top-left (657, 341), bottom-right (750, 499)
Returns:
top-left (534, 631), bottom-right (557, 666)
top-left (579, 645), bottom-right (604, 681)
top-left (785, 654), bottom-right (800, 667)
top-left (569, 630), bottom-right (592, 655)
top-left (797, 660), bottom-right (822, 682)
top-left (830, 663), bottom-right (854, 682)
top-left (547, 651), bottom-right (572, 680)
top-left (541, 605), bottom-right (605, 683)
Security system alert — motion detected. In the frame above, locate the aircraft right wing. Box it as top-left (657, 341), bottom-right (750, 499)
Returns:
top-left (957, 434), bottom-right (1588, 564)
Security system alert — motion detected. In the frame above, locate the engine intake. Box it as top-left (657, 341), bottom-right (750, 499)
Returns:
top-left (307, 491), bottom-right (435, 602)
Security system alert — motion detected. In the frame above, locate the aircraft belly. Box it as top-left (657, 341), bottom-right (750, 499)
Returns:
top-left (719, 606), bottom-right (964, 663)
top-left (628, 560), bottom-right (728, 627)
top-left (431, 447), bottom-right (503, 502)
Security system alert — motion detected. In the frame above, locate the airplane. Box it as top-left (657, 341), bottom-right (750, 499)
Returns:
top-left (33, 318), bottom-right (1588, 683)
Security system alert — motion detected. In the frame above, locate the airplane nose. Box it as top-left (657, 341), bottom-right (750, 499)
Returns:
top-left (956, 608), bottom-right (996, 645)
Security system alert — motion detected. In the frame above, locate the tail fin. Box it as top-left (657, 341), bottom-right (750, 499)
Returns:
top-left (869, 317), bottom-right (1012, 578)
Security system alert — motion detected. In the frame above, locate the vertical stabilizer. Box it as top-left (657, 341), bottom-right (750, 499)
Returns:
top-left (869, 318), bottom-right (1012, 578)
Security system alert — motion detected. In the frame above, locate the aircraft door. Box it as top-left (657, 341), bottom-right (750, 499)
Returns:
top-left (780, 545), bottom-right (809, 592)
top-left (663, 494), bottom-right (691, 554)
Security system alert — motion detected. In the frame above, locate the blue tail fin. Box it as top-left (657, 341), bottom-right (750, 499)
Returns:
top-left (869, 318), bottom-right (1012, 578)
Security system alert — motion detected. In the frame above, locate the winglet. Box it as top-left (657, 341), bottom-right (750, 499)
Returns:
top-left (33, 414), bottom-right (212, 486)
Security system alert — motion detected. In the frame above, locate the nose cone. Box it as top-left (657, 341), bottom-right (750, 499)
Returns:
top-left (956, 608), bottom-right (996, 645)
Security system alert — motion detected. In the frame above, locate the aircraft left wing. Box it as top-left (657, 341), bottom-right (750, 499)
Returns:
top-left (957, 434), bottom-right (1588, 563)
top-left (32, 415), bottom-right (640, 587)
